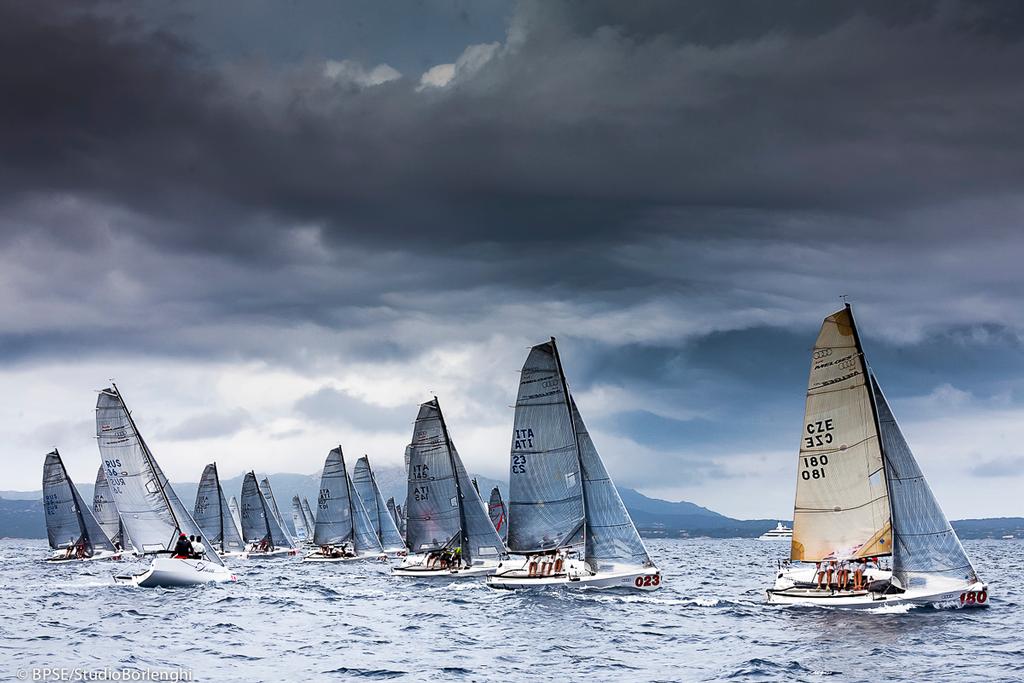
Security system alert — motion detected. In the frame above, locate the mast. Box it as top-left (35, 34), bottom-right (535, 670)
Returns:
top-left (112, 383), bottom-right (181, 547)
top-left (340, 446), bottom-right (356, 543)
top-left (435, 397), bottom-right (469, 553)
top-left (549, 337), bottom-right (587, 550)
top-left (845, 303), bottom-right (898, 557)
top-left (53, 448), bottom-right (89, 548)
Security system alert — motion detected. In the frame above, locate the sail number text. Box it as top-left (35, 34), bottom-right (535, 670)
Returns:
top-left (802, 420), bottom-right (834, 480)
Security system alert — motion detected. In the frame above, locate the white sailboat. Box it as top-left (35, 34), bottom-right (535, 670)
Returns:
top-left (96, 386), bottom-right (235, 587)
top-left (487, 339), bottom-right (662, 591)
top-left (393, 397), bottom-right (508, 578)
top-left (300, 497), bottom-right (316, 538)
top-left (193, 463), bottom-right (246, 558)
top-left (766, 305), bottom-right (989, 608)
top-left (259, 476), bottom-right (294, 544)
top-left (239, 471), bottom-right (298, 557)
top-left (291, 494), bottom-right (312, 544)
top-left (353, 455), bottom-right (407, 556)
top-left (303, 446), bottom-right (386, 562)
top-left (43, 449), bottom-right (122, 563)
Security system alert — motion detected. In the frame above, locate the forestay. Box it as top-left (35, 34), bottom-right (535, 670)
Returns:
top-left (871, 375), bottom-right (979, 590)
top-left (43, 450), bottom-right (115, 553)
top-left (92, 465), bottom-right (125, 548)
top-left (96, 387), bottom-right (223, 564)
top-left (405, 400), bottom-right (461, 553)
top-left (791, 308), bottom-right (892, 562)
top-left (570, 400), bottom-right (651, 569)
top-left (507, 341), bottom-right (585, 554)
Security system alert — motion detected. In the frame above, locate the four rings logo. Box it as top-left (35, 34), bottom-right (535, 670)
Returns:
top-left (812, 348), bottom-right (832, 360)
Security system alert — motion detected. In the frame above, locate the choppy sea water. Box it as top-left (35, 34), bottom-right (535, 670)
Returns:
top-left (0, 538), bottom-right (1019, 682)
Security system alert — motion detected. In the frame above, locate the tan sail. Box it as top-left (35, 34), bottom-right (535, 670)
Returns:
top-left (790, 306), bottom-right (892, 561)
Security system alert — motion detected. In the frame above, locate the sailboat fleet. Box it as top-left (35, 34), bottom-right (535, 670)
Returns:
top-left (35, 316), bottom-right (990, 608)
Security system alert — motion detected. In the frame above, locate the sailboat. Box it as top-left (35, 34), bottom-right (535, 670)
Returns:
top-left (96, 385), bottom-right (235, 586)
top-left (239, 472), bottom-right (298, 557)
top-left (352, 456), bottom-right (407, 555)
top-left (300, 497), bottom-right (316, 537)
top-left (393, 397), bottom-right (508, 578)
top-left (303, 446), bottom-right (385, 562)
top-left (291, 494), bottom-right (312, 543)
top-left (43, 449), bottom-right (121, 562)
top-left (93, 465), bottom-right (131, 553)
top-left (385, 496), bottom-right (404, 541)
top-left (487, 487), bottom-right (508, 543)
top-left (766, 305), bottom-right (989, 607)
top-left (193, 463), bottom-right (245, 558)
top-left (259, 476), bottom-right (294, 545)
top-left (487, 339), bottom-right (661, 590)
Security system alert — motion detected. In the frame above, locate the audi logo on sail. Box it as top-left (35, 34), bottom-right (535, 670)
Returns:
top-left (813, 348), bottom-right (832, 360)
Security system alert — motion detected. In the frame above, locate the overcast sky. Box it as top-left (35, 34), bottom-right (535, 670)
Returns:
top-left (3, 1), bottom-right (1023, 519)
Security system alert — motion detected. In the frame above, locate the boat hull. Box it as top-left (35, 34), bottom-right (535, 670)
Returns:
top-left (392, 553), bottom-right (499, 578)
top-left (46, 550), bottom-right (123, 563)
top-left (766, 581), bottom-right (990, 608)
top-left (302, 552), bottom-right (388, 563)
top-left (242, 548), bottom-right (298, 559)
top-left (114, 557), bottom-right (237, 588)
top-left (487, 559), bottom-right (662, 591)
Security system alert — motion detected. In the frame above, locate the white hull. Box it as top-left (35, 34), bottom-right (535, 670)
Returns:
top-left (46, 549), bottom-right (123, 563)
top-left (392, 554), bottom-right (499, 578)
top-left (487, 558), bottom-right (663, 591)
top-left (766, 564), bottom-right (990, 608)
top-left (114, 557), bottom-right (237, 588)
top-left (302, 551), bottom-right (388, 563)
top-left (242, 548), bottom-right (298, 559)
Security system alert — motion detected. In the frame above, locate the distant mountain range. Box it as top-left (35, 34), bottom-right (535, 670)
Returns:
top-left (4, 467), bottom-right (1022, 541)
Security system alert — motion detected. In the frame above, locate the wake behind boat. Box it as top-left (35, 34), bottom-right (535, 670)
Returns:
top-left (393, 397), bottom-right (507, 578)
top-left (96, 385), bottom-right (235, 587)
top-left (42, 449), bottom-right (122, 563)
top-left (765, 305), bottom-right (988, 608)
top-left (487, 339), bottom-right (661, 591)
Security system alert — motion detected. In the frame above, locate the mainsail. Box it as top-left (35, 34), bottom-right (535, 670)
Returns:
top-left (405, 398), bottom-right (505, 562)
top-left (300, 497), bottom-right (316, 535)
top-left (488, 487), bottom-right (507, 542)
top-left (352, 456), bottom-right (405, 550)
top-left (507, 340), bottom-right (585, 554)
top-left (193, 463), bottom-right (244, 554)
top-left (790, 306), bottom-right (891, 562)
top-left (291, 495), bottom-right (310, 541)
top-left (228, 496), bottom-right (242, 534)
top-left (240, 471), bottom-right (292, 550)
top-left (312, 447), bottom-right (382, 554)
top-left (260, 477), bottom-right (294, 545)
top-left (386, 496), bottom-right (400, 530)
top-left (871, 375), bottom-right (979, 590)
top-left (572, 399), bottom-right (652, 569)
top-left (43, 450), bottom-right (115, 553)
top-left (96, 386), bottom-right (223, 564)
top-left (93, 465), bottom-right (126, 548)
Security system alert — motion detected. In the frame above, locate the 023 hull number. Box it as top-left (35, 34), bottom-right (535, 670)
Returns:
top-left (634, 574), bottom-right (661, 588)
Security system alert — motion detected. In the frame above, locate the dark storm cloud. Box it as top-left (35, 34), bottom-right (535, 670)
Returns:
top-left (970, 456), bottom-right (1024, 478)
top-left (4, 0), bottom-right (1024, 265)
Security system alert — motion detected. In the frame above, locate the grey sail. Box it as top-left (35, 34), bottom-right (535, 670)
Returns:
top-left (301, 497), bottom-right (316, 535)
top-left (353, 456), bottom-right (405, 550)
top-left (92, 465), bottom-right (125, 548)
top-left (870, 374), bottom-right (980, 590)
top-left (291, 495), bottom-right (309, 540)
top-left (43, 450), bottom-right (115, 553)
top-left (507, 340), bottom-right (585, 553)
top-left (572, 398), bottom-right (652, 569)
top-left (240, 471), bottom-right (293, 549)
top-left (313, 447), bottom-right (354, 546)
top-left (348, 466), bottom-right (384, 554)
top-left (405, 400), bottom-right (462, 553)
top-left (386, 497), bottom-right (401, 533)
top-left (450, 441), bottom-right (507, 562)
top-left (193, 464), bottom-right (244, 553)
top-left (228, 496), bottom-right (242, 534)
top-left (260, 477), bottom-right (294, 545)
top-left (488, 487), bottom-right (508, 543)
top-left (96, 387), bottom-right (223, 565)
